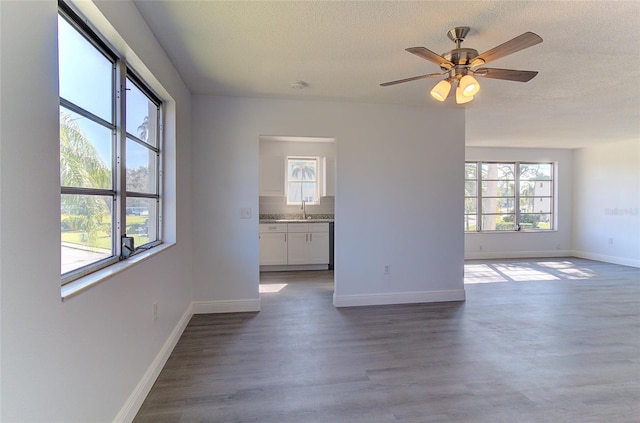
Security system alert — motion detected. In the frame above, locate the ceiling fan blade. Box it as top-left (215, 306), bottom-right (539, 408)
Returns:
top-left (471, 32), bottom-right (542, 66)
top-left (406, 47), bottom-right (454, 69)
top-left (380, 73), bottom-right (443, 86)
top-left (474, 68), bottom-right (538, 82)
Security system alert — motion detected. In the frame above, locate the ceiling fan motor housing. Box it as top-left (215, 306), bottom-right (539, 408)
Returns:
top-left (443, 48), bottom-right (479, 69)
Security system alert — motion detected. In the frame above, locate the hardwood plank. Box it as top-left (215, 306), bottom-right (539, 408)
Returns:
top-left (134, 260), bottom-right (640, 422)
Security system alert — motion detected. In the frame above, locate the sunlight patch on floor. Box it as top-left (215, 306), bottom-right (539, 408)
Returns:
top-left (537, 261), bottom-right (596, 279)
top-left (493, 264), bottom-right (560, 281)
top-left (464, 264), bottom-right (508, 284)
top-left (259, 283), bottom-right (288, 293)
top-left (464, 260), bottom-right (600, 284)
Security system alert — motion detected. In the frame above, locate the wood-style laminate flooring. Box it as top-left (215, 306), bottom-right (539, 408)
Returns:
top-left (134, 258), bottom-right (640, 422)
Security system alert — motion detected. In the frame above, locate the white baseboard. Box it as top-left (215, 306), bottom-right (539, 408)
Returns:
top-left (192, 299), bottom-right (261, 314)
top-left (333, 289), bottom-right (465, 308)
top-left (464, 250), bottom-right (572, 260)
top-left (260, 264), bottom-right (328, 272)
top-left (114, 297), bottom-right (261, 422)
top-left (572, 250), bottom-right (640, 268)
top-left (113, 303), bottom-right (194, 423)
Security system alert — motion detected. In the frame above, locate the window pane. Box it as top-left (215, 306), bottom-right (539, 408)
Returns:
top-left (126, 138), bottom-right (157, 194)
top-left (520, 180), bottom-right (552, 196)
top-left (465, 197), bottom-right (477, 214)
top-left (520, 163), bottom-right (552, 180)
top-left (60, 108), bottom-right (112, 189)
top-left (288, 182), bottom-right (318, 203)
top-left (482, 163), bottom-right (515, 180)
top-left (482, 215), bottom-right (515, 231)
top-left (126, 198), bottom-right (158, 247)
top-left (482, 180), bottom-right (515, 196)
top-left (58, 15), bottom-right (112, 121)
top-left (465, 163), bottom-right (477, 179)
top-left (465, 181), bottom-right (477, 196)
top-left (61, 194), bottom-right (114, 274)
top-left (482, 198), bottom-right (515, 214)
top-left (519, 197), bottom-right (552, 214)
top-left (519, 213), bottom-right (552, 230)
top-left (464, 215), bottom-right (477, 232)
top-left (288, 159), bottom-right (317, 181)
top-left (126, 78), bottom-right (158, 147)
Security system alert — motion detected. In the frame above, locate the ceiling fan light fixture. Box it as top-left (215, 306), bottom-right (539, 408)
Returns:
top-left (430, 79), bottom-right (451, 101)
top-left (456, 86), bottom-right (473, 104)
top-left (460, 75), bottom-right (480, 97)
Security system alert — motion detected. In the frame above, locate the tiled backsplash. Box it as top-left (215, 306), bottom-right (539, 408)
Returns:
top-left (259, 196), bottom-right (335, 219)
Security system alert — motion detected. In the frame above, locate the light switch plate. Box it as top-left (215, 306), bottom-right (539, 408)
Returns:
top-left (240, 207), bottom-right (252, 219)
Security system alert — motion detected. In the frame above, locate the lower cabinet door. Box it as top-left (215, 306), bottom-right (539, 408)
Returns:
top-left (287, 232), bottom-right (309, 265)
top-left (259, 232), bottom-right (287, 265)
top-left (308, 232), bottom-right (330, 264)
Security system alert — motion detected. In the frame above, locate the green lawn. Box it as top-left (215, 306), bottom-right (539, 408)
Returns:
top-left (61, 214), bottom-right (151, 249)
top-left (61, 231), bottom-right (112, 250)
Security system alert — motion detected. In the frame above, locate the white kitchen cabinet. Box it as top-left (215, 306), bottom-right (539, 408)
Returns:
top-left (322, 156), bottom-right (335, 197)
top-left (286, 232), bottom-right (309, 265)
top-left (259, 224), bottom-right (287, 265)
top-left (307, 231), bottom-right (330, 264)
top-left (287, 223), bottom-right (330, 265)
top-left (259, 155), bottom-right (284, 197)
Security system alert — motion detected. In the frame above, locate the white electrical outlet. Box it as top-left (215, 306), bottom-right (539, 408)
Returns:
top-left (384, 265), bottom-right (391, 274)
top-left (153, 302), bottom-right (159, 321)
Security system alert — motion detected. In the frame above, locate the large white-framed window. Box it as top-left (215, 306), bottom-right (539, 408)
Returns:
top-left (286, 156), bottom-right (319, 205)
top-left (465, 161), bottom-right (554, 232)
top-left (59, 2), bottom-right (162, 284)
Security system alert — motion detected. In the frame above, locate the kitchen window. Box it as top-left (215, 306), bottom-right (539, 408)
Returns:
top-left (286, 157), bottom-right (319, 205)
top-left (465, 161), bottom-right (554, 232)
top-left (59, 2), bottom-right (163, 284)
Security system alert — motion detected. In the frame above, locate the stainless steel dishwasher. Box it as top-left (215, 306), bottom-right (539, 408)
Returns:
top-left (329, 222), bottom-right (334, 270)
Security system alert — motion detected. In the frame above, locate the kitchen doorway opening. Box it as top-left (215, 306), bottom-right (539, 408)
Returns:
top-left (258, 135), bottom-right (336, 296)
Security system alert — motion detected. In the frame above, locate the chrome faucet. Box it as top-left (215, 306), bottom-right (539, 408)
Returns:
top-left (301, 199), bottom-right (307, 220)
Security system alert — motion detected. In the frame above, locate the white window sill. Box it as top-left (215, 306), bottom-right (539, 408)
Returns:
top-left (465, 230), bottom-right (559, 234)
top-left (61, 242), bottom-right (175, 301)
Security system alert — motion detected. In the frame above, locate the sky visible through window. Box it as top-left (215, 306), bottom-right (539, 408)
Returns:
top-left (58, 15), bottom-right (151, 170)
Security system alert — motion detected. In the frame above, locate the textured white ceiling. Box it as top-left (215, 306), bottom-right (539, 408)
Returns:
top-left (133, 0), bottom-right (640, 149)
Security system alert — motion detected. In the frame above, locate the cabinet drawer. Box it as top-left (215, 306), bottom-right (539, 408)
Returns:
top-left (259, 223), bottom-right (287, 233)
top-left (287, 223), bottom-right (309, 233)
top-left (308, 222), bottom-right (329, 233)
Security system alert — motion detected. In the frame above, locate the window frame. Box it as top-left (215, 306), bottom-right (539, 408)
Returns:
top-left (286, 156), bottom-right (320, 205)
top-left (465, 161), bottom-right (555, 233)
top-left (59, 1), bottom-right (163, 285)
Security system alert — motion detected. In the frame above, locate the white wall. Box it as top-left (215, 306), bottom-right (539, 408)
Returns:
top-left (192, 96), bottom-right (466, 309)
top-left (260, 139), bottom-right (336, 161)
top-left (573, 139), bottom-right (640, 267)
top-left (0, 1), bottom-right (192, 422)
top-left (464, 147), bottom-right (573, 259)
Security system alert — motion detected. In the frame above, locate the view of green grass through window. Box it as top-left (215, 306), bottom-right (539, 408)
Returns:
top-left (59, 4), bottom-right (162, 282)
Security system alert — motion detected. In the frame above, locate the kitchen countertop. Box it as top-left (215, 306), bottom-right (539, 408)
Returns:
top-left (260, 218), bottom-right (334, 223)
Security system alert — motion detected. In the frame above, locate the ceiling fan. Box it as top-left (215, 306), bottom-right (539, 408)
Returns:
top-left (380, 27), bottom-right (542, 104)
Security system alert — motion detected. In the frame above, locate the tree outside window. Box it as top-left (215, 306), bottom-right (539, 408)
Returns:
top-left (287, 157), bottom-right (319, 204)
